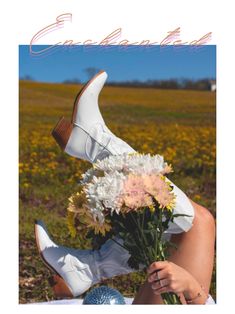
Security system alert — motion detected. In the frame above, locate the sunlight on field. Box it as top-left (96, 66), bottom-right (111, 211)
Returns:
top-left (19, 81), bottom-right (216, 303)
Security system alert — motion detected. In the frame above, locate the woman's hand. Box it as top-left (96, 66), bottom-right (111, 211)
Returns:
top-left (147, 261), bottom-right (206, 303)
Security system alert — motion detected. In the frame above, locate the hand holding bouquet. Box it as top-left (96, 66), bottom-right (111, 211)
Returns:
top-left (68, 153), bottom-right (190, 304)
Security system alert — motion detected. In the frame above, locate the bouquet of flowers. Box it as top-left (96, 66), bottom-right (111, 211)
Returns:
top-left (67, 153), bottom-right (188, 304)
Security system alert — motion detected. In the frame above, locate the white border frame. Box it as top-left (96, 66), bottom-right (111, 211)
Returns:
top-left (1, 0), bottom-right (234, 313)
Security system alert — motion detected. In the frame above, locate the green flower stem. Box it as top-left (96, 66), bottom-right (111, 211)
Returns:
top-left (156, 219), bottom-right (181, 305)
top-left (148, 208), bottom-right (181, 305)
top-left (116, 208), bottom-right (181, 304)
top-left (129, 212), bottom-right (150, 265)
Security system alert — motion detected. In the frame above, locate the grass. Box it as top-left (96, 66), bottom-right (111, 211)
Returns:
top-left (19, 81), bottom-right (216, 303)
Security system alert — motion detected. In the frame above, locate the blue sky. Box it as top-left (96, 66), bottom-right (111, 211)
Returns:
top-left (19, 45), bottom-right (216, 83)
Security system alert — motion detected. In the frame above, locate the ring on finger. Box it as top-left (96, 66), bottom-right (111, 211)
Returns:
top-left (158, 279), bottom-right (168, 288)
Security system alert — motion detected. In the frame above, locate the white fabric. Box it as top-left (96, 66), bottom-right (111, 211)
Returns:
top-left (164, 179), bottom-right (195, 234)
top-left (94, 237), bottom-right (134, 279)
top-left (31, 294), bottom-right (215, 305)
top-left (205, 294), bottom-right (216, 305)
top-left (31, 297), bottom-right (133, 305)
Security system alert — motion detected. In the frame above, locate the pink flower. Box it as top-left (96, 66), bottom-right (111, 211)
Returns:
top-left (143, 174), bottom-right (175, 209)
top-left (156, 187), bottom-right (175, 209)
top-left (120, 174), bottom-right (152, 210)
top-left (142, 174), bottom-right (166, 195)
top-left (119, 173), bottom-right (175, 212)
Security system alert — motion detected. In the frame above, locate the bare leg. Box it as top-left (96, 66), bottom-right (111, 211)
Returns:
top-left (133, 200), bottom-right (216, 304)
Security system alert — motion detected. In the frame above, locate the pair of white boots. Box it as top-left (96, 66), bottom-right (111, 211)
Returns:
top-left (35, 71), bottom-right (195, 298)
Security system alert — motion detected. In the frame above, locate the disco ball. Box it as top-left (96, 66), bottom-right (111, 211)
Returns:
top-left (83, 286), bottom-right (126, 304)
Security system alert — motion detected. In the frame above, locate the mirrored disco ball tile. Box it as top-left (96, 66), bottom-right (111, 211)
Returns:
top-left (83, 286), bottom-right (126, 304)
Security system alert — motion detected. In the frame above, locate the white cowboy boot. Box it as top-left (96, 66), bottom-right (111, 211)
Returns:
top-left (52, 70), bottom-right (135, 162)
top-left (35, 220), bottom-right (134, 297)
